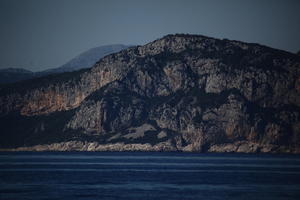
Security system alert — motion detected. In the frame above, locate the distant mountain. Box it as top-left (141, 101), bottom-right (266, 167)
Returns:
top-left (40, 44), bottom-right (129, 74)
top-left (0, 44), bottom-right (129, 84)
top-left (0, 34), bottom-right (299, 153)
top-left (0, 68), bottom-right (35, 84)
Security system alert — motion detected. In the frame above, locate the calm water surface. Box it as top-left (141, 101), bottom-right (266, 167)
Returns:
top-left (0, 152), bottom-right (300, 200)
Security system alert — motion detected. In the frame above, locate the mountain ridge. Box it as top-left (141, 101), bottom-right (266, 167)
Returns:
top-left (0, 34), bottom-right (299, 153)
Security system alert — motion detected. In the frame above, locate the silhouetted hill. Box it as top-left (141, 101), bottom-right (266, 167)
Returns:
top-left (0, 68), bottom-right (35, 84)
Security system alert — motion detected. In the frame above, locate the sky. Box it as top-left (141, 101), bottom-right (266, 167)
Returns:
top-left (0, 0), bottom-right (299, 71)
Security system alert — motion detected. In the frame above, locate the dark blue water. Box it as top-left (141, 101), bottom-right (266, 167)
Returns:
top-left (0, 152), bottom-right (300, 200)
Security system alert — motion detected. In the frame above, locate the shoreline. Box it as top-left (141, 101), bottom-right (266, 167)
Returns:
top-left (1, 140), bottom-right (299, 154)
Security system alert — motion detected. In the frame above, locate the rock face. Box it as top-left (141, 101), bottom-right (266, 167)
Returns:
top-left (0, 34), bottom-right (299, 153)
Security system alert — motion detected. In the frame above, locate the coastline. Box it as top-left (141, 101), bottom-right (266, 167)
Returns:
top-left (1, 140), bottom-right (299, 154)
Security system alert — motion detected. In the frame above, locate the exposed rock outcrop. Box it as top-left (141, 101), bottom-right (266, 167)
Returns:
top-left (0, 34), bottom-right (299, 153)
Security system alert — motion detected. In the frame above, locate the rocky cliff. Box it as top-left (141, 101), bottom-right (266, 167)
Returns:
top-left (0, 34), bottom-right (299, 153)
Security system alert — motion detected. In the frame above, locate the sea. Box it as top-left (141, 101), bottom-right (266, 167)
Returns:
top-left (0, 152), bottom-right (300, 200)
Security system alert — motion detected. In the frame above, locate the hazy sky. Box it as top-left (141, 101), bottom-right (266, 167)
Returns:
top-left (0, 0), bottom-right (299, 71)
